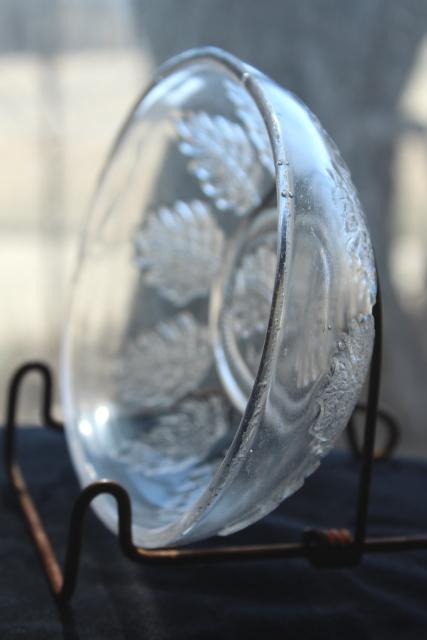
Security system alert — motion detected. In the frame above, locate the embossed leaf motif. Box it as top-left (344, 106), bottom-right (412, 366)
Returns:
top-left (176, 112), bottom-right (263, 215)
top-left (229, 236), bottom-right (331, 389)
top-left (224, 79), bottom-right (275, 177)
top-left (328, 135), bottom-right (376, 318)
top-left (230, 245), bottom-right (276, 338)
top-left (285, 210), bottom-right (375, 392)
top-left (308, 316), bottom-right (374, 457)
top-left (134, 200), bottom-right (224, 305)
top-left (115, 394), bottom-right (231, 476)
top-left (229, 219), bottom-right (333, 390)
top-left (117, 313), bottom-right (212, 411)
top-left (282, 219), bottom-right (333, 390)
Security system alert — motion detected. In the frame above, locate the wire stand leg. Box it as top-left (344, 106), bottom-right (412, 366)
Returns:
top-left (354, 285), bottom-right (382, 550)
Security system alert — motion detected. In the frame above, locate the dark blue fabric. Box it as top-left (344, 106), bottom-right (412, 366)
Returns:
top-left (1, 427), bottom-right (426, 639)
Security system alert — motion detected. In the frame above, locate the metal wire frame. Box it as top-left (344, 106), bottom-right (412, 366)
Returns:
top-left (3, 287), bottom-right (427, 606)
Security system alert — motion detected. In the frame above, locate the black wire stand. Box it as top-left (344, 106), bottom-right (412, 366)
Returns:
top-left (3, 286), bottom-right (426, 607)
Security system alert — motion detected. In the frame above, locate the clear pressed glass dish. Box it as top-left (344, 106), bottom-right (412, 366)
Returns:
top-left (61, 47), bottom-right (377, 548)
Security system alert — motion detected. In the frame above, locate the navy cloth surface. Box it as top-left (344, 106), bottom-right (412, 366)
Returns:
top-left (1, 427), bottom-right (426, 640)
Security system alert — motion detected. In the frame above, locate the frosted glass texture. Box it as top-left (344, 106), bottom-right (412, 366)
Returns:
top-left (62, 48), bottom-right (376, 548)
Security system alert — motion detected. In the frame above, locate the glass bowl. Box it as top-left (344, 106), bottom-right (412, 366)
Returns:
top-left (61, 47), bottom-right (376, 548)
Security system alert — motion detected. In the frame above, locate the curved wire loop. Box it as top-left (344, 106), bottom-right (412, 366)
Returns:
top-left (347, 404), bottom-right (400, 461)
top-left (4, 361), bottom-right (63, 480)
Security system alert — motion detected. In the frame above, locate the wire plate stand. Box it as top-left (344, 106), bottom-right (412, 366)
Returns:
top-left (3, 286), bottom-right (426, 606)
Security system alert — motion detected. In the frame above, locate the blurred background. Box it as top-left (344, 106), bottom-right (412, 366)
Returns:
top-left (0, 0), bottom-right (426, 455)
